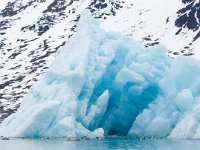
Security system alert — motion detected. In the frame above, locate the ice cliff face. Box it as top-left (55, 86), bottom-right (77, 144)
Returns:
top-left (1, 12), bottom-right (200, 139)
top-left (129, 57), bottom-right (200, 139)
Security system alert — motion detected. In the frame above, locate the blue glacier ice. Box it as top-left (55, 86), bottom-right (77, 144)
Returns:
top-left (129, 57), bottom-right (200, 139)
top-left (0, 11), bottom-right (200, 139)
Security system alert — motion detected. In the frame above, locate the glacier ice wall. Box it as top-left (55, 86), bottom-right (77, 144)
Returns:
top-left (0, 11), bottom-right (200, 139)
top-left (129, 57), bottom-right (200, 139)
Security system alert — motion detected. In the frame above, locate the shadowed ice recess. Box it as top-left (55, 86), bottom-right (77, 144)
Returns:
top-left (1, 11), bottom-right (200, 139)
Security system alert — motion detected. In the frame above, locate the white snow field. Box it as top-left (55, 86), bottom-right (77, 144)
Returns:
top-left (0, 12), bottom-right (200, 139)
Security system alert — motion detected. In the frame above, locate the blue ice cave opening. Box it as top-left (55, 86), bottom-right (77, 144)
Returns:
top-left (78, 43), bottom-right (161, 136)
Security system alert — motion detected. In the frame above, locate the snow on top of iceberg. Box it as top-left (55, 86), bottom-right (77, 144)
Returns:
top-left (0, 11), bottom-right (200, 139)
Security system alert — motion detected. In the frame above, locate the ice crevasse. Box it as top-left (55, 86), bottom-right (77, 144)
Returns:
top-left (1, 11), bottom-right (200, 139)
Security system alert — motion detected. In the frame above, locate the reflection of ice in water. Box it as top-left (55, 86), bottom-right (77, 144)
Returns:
top-left (1, 139), bottom-right (200, 150)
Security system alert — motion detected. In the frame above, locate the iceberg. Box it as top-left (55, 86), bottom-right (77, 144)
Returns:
top-left (129, 57), bottom-right (200, 139)
top-left (0, 11), bottom-right (200, 139)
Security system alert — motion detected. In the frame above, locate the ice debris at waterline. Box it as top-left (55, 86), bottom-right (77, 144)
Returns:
top-left (0, 11), bottom-right (200, 139)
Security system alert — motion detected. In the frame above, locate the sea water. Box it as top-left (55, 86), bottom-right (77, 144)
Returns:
top-left (1, 138), bottom-right (200, 150)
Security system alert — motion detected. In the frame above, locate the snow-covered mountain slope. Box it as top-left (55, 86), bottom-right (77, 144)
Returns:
top-left (101, 0), bottom-right (200, 57)
top-left (0, 0), bottom-right (199, 121)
